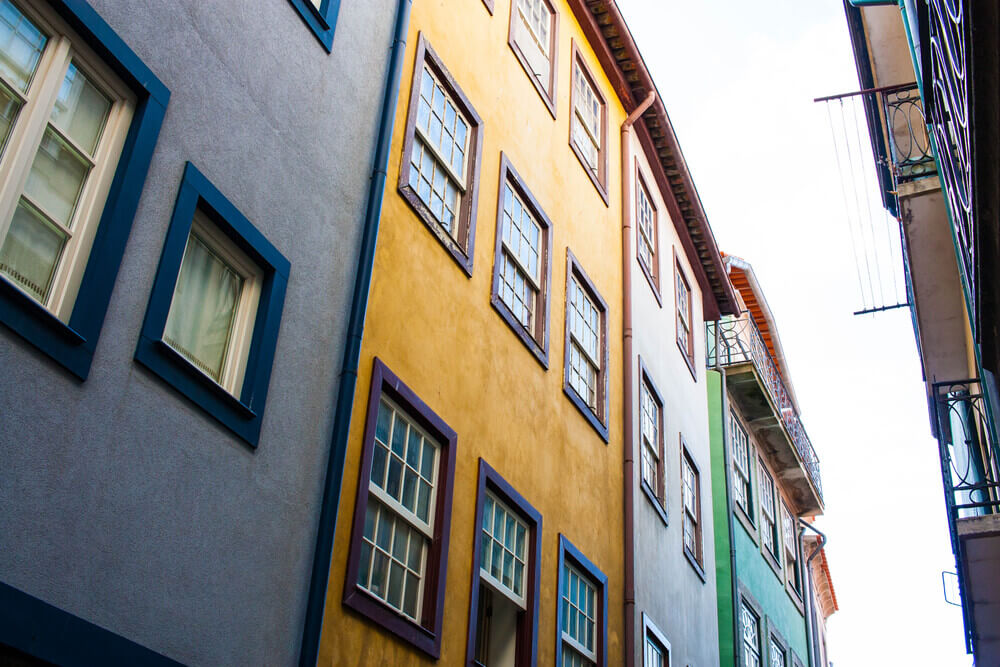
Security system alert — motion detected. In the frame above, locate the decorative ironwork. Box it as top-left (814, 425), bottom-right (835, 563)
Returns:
top-left (707, 314), bottom-right (823, 502)
top-left (881, 84), bottom-right (935, 182)
top-left (926, 0), bottom-right (976, 324)
top-left (933, 378), bottom-right (999, 652)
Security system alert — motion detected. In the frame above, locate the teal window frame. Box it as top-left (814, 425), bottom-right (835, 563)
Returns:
top-left (0, 0), bottom-right (169, 380)
top-left (134, 162), bottom-right (289, 448)
top-left (286, 0), bottom-right (341, 52)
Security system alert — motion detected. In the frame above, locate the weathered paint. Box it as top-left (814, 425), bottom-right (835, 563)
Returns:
top-left (0, 1), bottom-right (397, 664)
top-left (709, 369), bottom-right (737, 667)
top-left (316, 0), bottom-right (627, 664)
top-left (628, 129), bottom-right (721, 667)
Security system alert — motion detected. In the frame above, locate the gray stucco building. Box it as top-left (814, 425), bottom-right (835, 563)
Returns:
top-left (0, 0), bottom-right (396, 664)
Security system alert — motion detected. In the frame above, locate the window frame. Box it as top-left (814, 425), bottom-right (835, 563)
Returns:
top-left (757, 456), bottom-right (783, 577)
top-left (634, 161), bottom-right (660, 304)
top-left (730, 409), bottom-right (758, 541)
top-left (681, 441), bottom-right (705, 581)
top-left (563, 248), bottom-right (609, 442)
top-left (641, 612), bottom-right (671, 667)
top-left (285, 0), bottom-right (340, 52)
top-left (673, 250), bottom-right (695, 379)
top-left (766, 623), bottom-right (790, 667)
top-left (781, 500), bottom-right (805, 610)
top-left (0, 0), bottom-right (169, 381)
top-left (737, 584), bottom-right (764, 667)
top-left (135, 162), bottom-right (289, 448)
top-left (490, 152), bottom-right (552, 368)
top-left (638, 357), bottom-right (667, 525)
top-left (568, 42), bottom-right (609, 205)
top-left (465, 458), bottom-right (543, 667)
top-left (507, 0), bottom-right (558, 117)
top-left (556, 535), bottom-right (608, 667)
top-left (398, 34), bottom-right (484, 277)
top-left (343, 357), bottom-right (458, 659)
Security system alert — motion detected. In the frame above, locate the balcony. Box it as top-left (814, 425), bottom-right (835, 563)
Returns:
top-left (934, 379), bottom-right (1000, 660)
top-left (707, 313), bottom-right (823, 514)
top-left (880, 83), bottom-right (936, 184)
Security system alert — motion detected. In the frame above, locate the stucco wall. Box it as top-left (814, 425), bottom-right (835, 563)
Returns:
top-left (629, 132), bottom-right (720, 667)
top-left (0, 2), bottom-right (395, 665)
top-left (317, 0), bottom-right (626, 663)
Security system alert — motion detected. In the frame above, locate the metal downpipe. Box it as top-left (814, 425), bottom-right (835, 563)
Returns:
top-left (298, 2), bottom-right (413, 664)
top-left (620, 89), bottom-right (656, 667)
top-left (800, 520), bottom-right (828, 667)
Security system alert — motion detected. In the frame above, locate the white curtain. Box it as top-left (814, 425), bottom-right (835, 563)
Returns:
top-left (0, 201), bottom-right (65, 302)
top-left (164, 234), bottom-right (243, 382)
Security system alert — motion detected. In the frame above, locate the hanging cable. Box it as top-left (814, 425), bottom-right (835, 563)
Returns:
top-left (848, 95), bottom-right (887, 311)
top-left (825, 101), bottom-right (870, 311)
top-left (837, 99), bottom-right (877, 309)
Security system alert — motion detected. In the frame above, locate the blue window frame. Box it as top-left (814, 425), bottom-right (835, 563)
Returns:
top-left (135, 162), bottom-right (289, 448)
top-left (0, 0), bottom-right (169, 380)
top-left (287, 0), bottom-right (341, 52)
top-left (556, 535), bottom-right (608, 667)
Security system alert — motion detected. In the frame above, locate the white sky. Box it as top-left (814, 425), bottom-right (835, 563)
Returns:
top-left (614, 1), bottom-right (972, 664)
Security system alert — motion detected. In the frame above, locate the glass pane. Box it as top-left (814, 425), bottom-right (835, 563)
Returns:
top-left (50, 63), bottom-right (111, 155)
top-left (23, 127), bottom-right (90, 227)
top-left (163, 233), bottom-right (243, 383)
top-left (370, 444), bottom-right (387, 486)
top-left (0, 199), bottom-right (65, 302)
top-left (391, 522), bottom-right (408, 562)
top-left (0, 80), bottom-right (20, 156)
top-left (416, 479), bottom-right (431, 522)
top-left (391, 414), bottom-right (406, 456)
top-left (0, 0), bottom-right (45, 93)
top-left (407, 535), bottom-right (422, 571)
top-left (356, 542), bottom-right (371, 588)
top-left (375, 401), bottom-right (391, 444)
top-left (403, 572), bottom-right (419, 618)
top-left (401, 468), bottom-right (417, 510)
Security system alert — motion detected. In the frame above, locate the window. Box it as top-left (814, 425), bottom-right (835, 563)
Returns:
top-left (508, 0), bottom-right (557, 114)
top-left (344, 358), bottom-right (457, 658)
top-left (731, 412), bottom-right (753, 520)
top-left (636, 169), bottom-right (659, 299)
top-left (758, 459), bottom-right (780, 565)
top-left (491, 154), bottom-right (551, 367)
top-left (0, 0), bottom-right (167, 380)
top-left (674, 259), bottom-right (694, 372)
top-left (569, 45), bottom-right (608, 202)
top-left (681, 446), bottom-right (703, 575)
top-left (782, 503), bottom-right (802, 597)
top-left (739, 600), bottom-right (761, 667)
top-left (642, 613), bottom-right (671, 667)
top-left (768, 635), bottom-right (787, 667)
top-left (399, 35), bottom-right (483, 275)
top-left (557, 536), bottom-right (607, 667)
top-left (467, 460), bottom-right (542, 667)
top-left (563, 250), bottom-right (608, 440)
top-left (135, 163), bottom-right (288, 446)
top-left (285, 0), bottom-right (340, 52)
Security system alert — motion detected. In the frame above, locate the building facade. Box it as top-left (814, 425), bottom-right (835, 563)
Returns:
top-left (843, 0), bottom-right (1000, 661)
top-left (0, 0), bottom-right (397, 664)
top-left (707, 257), bottom-right (829, 667)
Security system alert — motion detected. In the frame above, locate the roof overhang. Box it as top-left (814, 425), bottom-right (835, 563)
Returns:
top-left (568, 0), bottom-right (739, 319)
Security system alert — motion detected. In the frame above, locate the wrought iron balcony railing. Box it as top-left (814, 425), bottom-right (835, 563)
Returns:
top-left (881, 83), bottom-right (936, 183)
top-left (707, 313), bottom-right (823, 502)
top-left (934, 378), bottom-right (1000, 521)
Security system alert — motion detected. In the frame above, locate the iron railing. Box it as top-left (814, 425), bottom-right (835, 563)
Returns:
top-left (881, 84), bottom-right (936, 182)
top-left (707, 313), bottom-right (823, 502)
top-left (933, 378), bottom-right (999, 653)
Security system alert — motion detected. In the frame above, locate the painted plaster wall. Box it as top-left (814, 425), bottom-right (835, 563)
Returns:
top-left (317, 0), bottom-right (626, 663)
top-left (0, 2), bottom-right (395, 665)
top-left (628, 132), bottom-right (720, 667)
top-left (707, 372), bottom-right (809, 664)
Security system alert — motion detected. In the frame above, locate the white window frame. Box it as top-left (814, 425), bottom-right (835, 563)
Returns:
top-left (413, 65), bottom-right (469, 192)
top-left (0, 0), bottom-right (135, 322)
top-left (740, 600), bottom-right (761, 667)
top-left (164, 210), bottom-right (263, 397)
top-left (561, 561), bottom-right (598, 663)
top-left (479, 491), bottom-right (529, 609)
top-left (636, 175), bottom-right (656, 276)
top-left (640, 381), bottom-right (660, 493)
top-left (758, 458), bottom-right (778, 559)
top-left (675, 263), bottom-right (692, 360)
top-left (682, 452), bottom-right (700, 560)
top-left (642, 613), bottom-right (671, 667)
top-left (367, 395), bottom-right (441, 539)
top-left (501, 182), bottom-right (542, 291)
top-left (513, 0), bottom-right (552, 84)
top-left (572, 61), bottom-right (601, 172)
top-left (731, 411), bottom-right (752, 516)
top-left (568, 275), bottom-right (600, 410)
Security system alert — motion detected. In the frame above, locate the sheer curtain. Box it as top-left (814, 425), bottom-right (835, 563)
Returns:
top-left (164, 234), bottom-right (243, 383)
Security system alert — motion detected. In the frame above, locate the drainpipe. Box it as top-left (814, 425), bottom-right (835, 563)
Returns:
top-left (799, 520), bottom-right (828, 667)
top-left (298, 2), bottom-right (412, 665)
top-left (621, 89), bottom-right (656, 667)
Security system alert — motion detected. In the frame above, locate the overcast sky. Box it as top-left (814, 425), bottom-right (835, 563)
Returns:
top-left (614, 1), bottom-right (971, 664)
